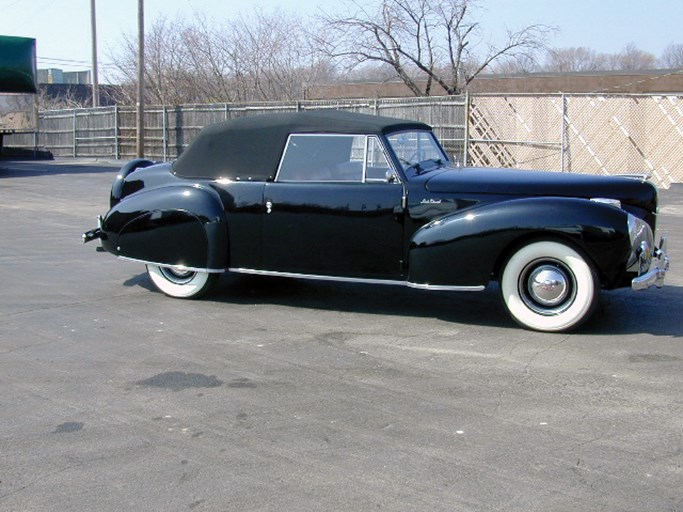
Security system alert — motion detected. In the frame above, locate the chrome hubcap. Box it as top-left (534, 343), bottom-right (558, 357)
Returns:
top-left (527, 265), bottom-right (569, 306)
top-left (159, 266), bottom-right (196, 285)
top-left (519, 260), bottom-right (576, 316)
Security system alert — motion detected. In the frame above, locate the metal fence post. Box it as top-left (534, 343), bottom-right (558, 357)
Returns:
top-left (114, 104), bottom-right (120, 160)
top-left (162, 105), bottom-right (168, 162)
top-left (463, 91), bottom-right (470, 166)
top-left (33, 97), bottom-right (40, 157)
top-left (73, 110), bottom-right (77, 158)
top-left (560, 93), bottom-right (567, 172)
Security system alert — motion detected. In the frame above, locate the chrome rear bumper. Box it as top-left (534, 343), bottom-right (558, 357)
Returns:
top-left (632, 236), bottom-right (669, 290)
top-left (82, 215), bottom-right (104, 244)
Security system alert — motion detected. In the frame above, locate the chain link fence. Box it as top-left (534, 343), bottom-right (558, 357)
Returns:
top-left (6, 93), bottom-right (682, 188)
top-left (468, 94), bottom-right (683, 188)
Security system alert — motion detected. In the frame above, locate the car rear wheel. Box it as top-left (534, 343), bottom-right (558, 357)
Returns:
top-left (146, 264), bottom-right (218, 299)
top-left (500, 241), bottom-right (599, 332)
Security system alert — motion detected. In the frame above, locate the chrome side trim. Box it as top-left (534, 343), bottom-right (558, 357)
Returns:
top-left (118, 256), bottom-right (226, 274)
top-left (231, 267), bottom-right (404, 285)
top-left (406, 282), bottom-right (486, 292)
top-left (229, 267), bottom-right (485, 292)
top-left (590, 197), bottom-right (621, 209)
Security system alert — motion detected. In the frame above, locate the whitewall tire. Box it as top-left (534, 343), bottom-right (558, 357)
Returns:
top-left (146, 264), bottom-right (218, 299)
top-left (500, 241), bottom-right (599, 332)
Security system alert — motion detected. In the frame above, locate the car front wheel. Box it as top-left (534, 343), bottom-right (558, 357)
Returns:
top-left (500, 241), bottom-right (599, 332)
top-left (146, 264), bottom-right (218, 299)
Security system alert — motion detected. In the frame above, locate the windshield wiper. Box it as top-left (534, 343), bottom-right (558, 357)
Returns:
top-left (413, 158), bottom-right (444, 175)
top-left (399, 158), bottom-right (422, 174)
top-left (405, 162), bottom-right (423, 173)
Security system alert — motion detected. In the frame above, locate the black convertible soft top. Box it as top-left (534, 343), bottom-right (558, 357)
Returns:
top-left (172, 110), bottom-right (431, 181)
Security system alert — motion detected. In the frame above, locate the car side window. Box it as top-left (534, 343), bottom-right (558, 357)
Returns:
top-left (365, 136), bottom-right (397, 183)
top-left (276, 134), bottom-right (398, 183)
top-left (277, 134), bottom-right (363, 182)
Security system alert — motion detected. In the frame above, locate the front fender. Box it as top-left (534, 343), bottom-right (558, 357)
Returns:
top-left (101, 185), bottom-right (227, 271)
top-left (408, 197), bottom-right (631, 287)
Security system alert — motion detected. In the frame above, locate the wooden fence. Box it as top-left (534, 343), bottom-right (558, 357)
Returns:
top-left (6, 94), bottom-right (682, 188)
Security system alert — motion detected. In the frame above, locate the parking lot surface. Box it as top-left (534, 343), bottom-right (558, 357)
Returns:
top-left (1, 159), bottom-right (682, 511)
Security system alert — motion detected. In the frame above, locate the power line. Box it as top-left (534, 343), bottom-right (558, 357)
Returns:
top-left (8, 0), bottom-right (59, 31)
top-left (38, 57), bottom-right (90, 65)
top-left (38, 57), bottom-right (115, 68)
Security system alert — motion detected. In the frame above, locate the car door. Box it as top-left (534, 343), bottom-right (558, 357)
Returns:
top-left (262, 134), bottom-right (405, 279)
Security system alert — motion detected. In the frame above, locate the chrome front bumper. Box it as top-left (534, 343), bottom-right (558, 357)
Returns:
top-left (632, 236), bottom-right (670, 290)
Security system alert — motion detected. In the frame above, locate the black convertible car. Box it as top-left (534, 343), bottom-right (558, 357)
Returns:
top-left (84, 110), bottom-right (669, 332)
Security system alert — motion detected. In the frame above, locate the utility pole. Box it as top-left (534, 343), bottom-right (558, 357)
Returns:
top-left (136, 0), bottom-right (145, 157)
top-left (90, 0), bottom-right (99, 107)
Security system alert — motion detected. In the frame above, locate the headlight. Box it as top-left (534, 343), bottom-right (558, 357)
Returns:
top-left (626, 213), bottom-right (654, 273)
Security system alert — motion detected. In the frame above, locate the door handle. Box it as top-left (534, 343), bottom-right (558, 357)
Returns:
top-left (265, 200), bottom-right (273, 214)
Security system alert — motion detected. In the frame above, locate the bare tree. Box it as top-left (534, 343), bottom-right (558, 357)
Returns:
top-left (489, 53), bottom-right (539, 75)
top-left (536, 44), bottom-right (673, 74)
top-left (179, 14), bottom-right (238, 102)
top-left (661, 43), bottom-right (683, 68)
top-left (316, 0), bottom-right (551, 95)
top-left (609, 42), bottom-right (657, 71)
top-left (231, 9), bottom-right (323, 101)
top-left (108, 10), bottom-right (333, 105)
top-left (37, 86), bottom-right (92, 110)
top-left (543, 47), bottom-right (609, 73)
top-left (110, 16), bottom-right (198, 105)
top-left (345, 62), bottom-right (401, 82)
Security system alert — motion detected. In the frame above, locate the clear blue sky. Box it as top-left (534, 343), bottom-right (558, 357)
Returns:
top-left (1, 0), bottom-right (681, 82)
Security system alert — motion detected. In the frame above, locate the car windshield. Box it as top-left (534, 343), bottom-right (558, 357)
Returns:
top-left (386, 130), bottom-right (448, 176)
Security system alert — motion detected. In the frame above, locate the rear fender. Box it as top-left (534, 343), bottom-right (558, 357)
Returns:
top-left (110, 158), bottom-right (156, 207)
top-left (101, 185), bottom-right (227, 271)
top-left (407, 197), bottom-right (631, 287)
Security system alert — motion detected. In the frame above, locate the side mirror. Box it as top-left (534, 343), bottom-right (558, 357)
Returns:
top-left (385, 170), bottom-right (398, 183)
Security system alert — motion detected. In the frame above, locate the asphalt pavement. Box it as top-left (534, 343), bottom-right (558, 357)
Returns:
top-left (1, 159), bottom-right (682, 512)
